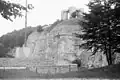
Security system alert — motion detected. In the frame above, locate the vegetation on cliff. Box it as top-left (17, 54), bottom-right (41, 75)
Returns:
top-left (0, 0), bottom-right (35, 57)
top-left (0, 27), bottom-right (36, 57)
top-left (0, 19), bottom-right (62, 57)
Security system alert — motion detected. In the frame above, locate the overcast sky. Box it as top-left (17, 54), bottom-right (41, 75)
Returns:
top-left (0, 0), bottom-right (89, 37)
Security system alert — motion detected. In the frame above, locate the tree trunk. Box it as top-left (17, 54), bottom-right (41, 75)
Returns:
top-left (108, 45), bottom-right (112, 65)
top-left (105, 46), bottom-right (109, 65)
top-left (104, 27), bottom-right (113, 65)
top-left (108, 27), bottom-right (113, 65)
top-left (105, 46), bottom-right (112, 65)
top-left (104, 44), bottom-right (112, 65)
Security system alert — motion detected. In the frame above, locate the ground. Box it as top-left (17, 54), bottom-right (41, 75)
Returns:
top-left (0, 63), bottom-right (120, 80)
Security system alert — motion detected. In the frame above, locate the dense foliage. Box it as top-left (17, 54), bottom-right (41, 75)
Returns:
top-left (45, 19), bottom-right (62, 32)
top-left (0, 0), bottom-right (35, 57)
top-left (76, 0), bottom-right (120, 65)
top-left (0, 27), bottom-right (36, 57)
top-left (0, 19), bottom-right (62, 57)
top-left (0, 0), bottom-right (27, 21)
top-left (36, 25), bottom-right (44, 32)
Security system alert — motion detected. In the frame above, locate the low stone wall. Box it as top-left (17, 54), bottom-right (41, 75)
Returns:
top-left (0, 67), bottom-right (26, 69)
top-left (28, 64), bottom-right (78, 74)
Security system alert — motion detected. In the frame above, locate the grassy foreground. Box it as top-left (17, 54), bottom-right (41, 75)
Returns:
top-left (41, 63), bottom-right (120, 79)
top-left (0, 63), bottom-right (120, 79)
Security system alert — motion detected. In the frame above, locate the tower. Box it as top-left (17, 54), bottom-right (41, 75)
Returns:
top-left (61, 10), bottom-right (69, 20)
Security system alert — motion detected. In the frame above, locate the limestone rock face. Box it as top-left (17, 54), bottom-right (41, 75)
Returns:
top-left (114, 53), bottom-right (120, 64)
top-left (26, 18), bottom-right (108, 67)
top-left (26, 31), bottom-right (41, 57)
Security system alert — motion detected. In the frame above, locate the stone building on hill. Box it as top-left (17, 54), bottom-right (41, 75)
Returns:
top-left (61, 7), bottom-right (84, 20)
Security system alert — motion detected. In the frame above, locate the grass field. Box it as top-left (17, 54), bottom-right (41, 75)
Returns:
top-left (0, 63), bottom-right (120, 80)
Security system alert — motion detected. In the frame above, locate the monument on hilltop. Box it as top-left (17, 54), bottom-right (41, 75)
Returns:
top-left (61, 6), bottom-right (84, 20)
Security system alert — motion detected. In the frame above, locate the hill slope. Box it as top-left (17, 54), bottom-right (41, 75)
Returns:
top-left (0, 27), bottom-right (37, 57)
top-left (26, 18), bottom-right (108, 68)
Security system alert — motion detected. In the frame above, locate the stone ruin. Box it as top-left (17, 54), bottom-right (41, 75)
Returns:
top-left (12, 6), bottom-right (110, 69)
top-left (61, 6), bottom-right (84, 20)
top-left (25, 18), bottom-right (108, 68)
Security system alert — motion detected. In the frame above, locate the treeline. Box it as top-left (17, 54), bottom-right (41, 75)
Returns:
top-left (0, 26), bottom-right (36, 57)
top-left (0, 20), bottom-right (62, 58)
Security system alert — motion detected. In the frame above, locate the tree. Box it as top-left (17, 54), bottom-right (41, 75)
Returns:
top-left (0, 0), bottom-right (26, 21)
top-left (76, 0), bottom-right (120, 65)
top-left (37, 25), bottom-right (44, 32)
top-left (0, 27), bottom-right (35, 57)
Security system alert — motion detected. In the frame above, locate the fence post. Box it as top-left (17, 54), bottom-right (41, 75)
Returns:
top-left (3, 67), bottom-right (5, 77)
top-left (69, 64), bottom-right (71, 72)
top-left (36, 67), bottom-right (37, 73)
top-left (55, 67), bottom-right (56, 74)
top-left (60, 66), bottom-right (61, 73)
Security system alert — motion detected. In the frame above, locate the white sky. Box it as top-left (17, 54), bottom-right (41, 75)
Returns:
top-left (0, 0), bottom-right (89, 37)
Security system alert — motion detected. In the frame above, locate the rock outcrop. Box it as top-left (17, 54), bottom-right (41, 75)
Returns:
top-left (26, 18), bottom-right (108, 67)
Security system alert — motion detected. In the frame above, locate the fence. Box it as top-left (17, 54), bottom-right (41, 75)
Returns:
top-left (28, 64), bottom-right (78, 74)
top-left (0, 64), bottom-right (78, 75)
top-left (0, 67), bottom-right (26, 69)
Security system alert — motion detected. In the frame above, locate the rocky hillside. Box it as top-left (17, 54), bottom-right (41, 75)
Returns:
top-left (26, 18), bottom-right (108, 67)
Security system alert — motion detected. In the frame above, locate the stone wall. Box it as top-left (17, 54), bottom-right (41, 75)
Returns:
top-left (28, 64), bottom-right (78, 74)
